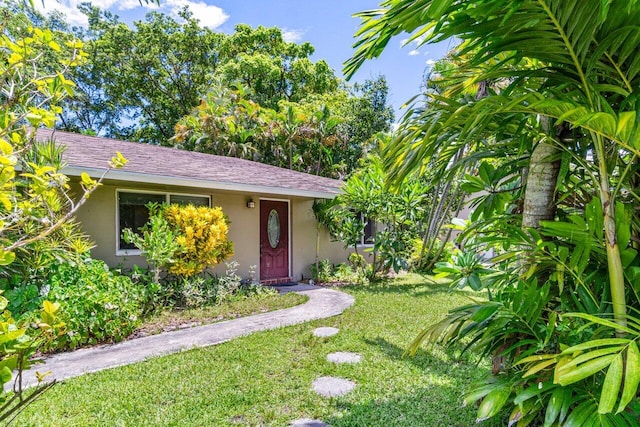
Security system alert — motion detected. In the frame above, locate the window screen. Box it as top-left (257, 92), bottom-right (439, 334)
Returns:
top-left (169, 194), bottom-right (210, 206)
top-left (363, 216), bottom-right (375, 244)
top-left (358, 212), bottom-right (375, 245)
top-left (118, 192), bottom-right (165, 250)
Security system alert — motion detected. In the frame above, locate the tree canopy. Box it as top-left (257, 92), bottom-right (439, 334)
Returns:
top-left (171, 77), bottom-right (393, 178)
top-left (64, 8), bottom-right (343, 144)
top-left (8, 1), bottom-right (395, 177)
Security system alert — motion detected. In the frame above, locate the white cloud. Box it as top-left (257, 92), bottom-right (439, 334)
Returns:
top-left (32, 0), bottom-right (228, 29)
top-left (281, 28), bottom-right (304, 43)
top-left (426, 59), bottom-right (436, 66)
top-left (92, 0), bottom-right (140, 10)
top-left (164, 0), bottom-right (228, 29)
top-left (402, 34), bottom-right (429, 56)
top-left (401, 35), bottom-right (426, 47)
top-left (33, 1), bottom-right (91, 27)
top-left (413, 35), bottom-right (426, 45)
top-left (120, 0), bottom-right (160, 10)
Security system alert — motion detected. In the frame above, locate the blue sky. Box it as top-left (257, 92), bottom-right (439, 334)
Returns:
top-left (36, 0), bottom-right (454, 117)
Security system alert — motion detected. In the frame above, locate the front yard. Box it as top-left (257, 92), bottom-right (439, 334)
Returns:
top-left (17, 274), bottom-right (499, 426)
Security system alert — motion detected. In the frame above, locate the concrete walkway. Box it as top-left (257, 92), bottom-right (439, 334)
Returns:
top-left (23, 287), bottom-right (354, 388)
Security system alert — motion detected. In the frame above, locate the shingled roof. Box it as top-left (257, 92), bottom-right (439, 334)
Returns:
top-left (36, 129), bottom-right (342, 198)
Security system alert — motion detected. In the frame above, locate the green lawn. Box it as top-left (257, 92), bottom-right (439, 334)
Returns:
top-left (18, 275), bottom-right (500, 426)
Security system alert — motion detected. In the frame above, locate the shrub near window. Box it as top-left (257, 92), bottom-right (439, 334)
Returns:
top-left (41, 260), bottom-right (144, 351)
top-left (122, 206), bottom-right (180, 285)
top-left (162, 204), bottom-right (234, 277)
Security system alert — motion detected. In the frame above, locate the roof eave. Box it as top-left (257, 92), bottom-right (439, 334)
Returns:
top-left (63, 166), bottom-right (341, 199)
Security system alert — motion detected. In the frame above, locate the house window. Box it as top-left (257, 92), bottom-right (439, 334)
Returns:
top-left (169, 194), bottom-right (210, 206)
top-left (359, 213), bottom-right (375, 246)
top-left (117, 191), bottom-right (210, 252)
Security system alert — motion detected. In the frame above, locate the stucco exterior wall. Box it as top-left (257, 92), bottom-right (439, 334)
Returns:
top-left (290, 199), bottom-right (353, 281)
top-left (72, 182), bottom-right (349, 281)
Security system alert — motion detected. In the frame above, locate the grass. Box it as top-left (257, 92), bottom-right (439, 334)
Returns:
top-left (132, 292), bottom-right (307, 338)
top-left (17, 274), bottom-right (501, 426)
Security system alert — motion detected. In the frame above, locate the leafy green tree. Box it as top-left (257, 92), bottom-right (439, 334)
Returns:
top-left (33, 4), bottom-right (393, 173)
top-left (348, 0), bottom-right (640, 424)
top-left (172, 83), bottom-right (353, 178)
top-left (339, 76), bottom-right (395, 156)
top-left (218, 24), bottom-right (339, 110)
top-left (56, 9), bottom-right (342, 146)
top-left (60, 5), bottom-right (224, 143)
top-left (317, 152), bottom-right (427, 278)
top-left (172, 83), bottom-right (275, 161)
top-left (303, 76), bottom-right (395, 176)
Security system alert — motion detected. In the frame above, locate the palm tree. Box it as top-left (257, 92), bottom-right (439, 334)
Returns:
top-left (346, 0), bottom-right (640, 423)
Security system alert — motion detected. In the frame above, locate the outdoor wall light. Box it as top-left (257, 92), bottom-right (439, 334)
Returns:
top-left (246, 199), bottom-right (256, 209)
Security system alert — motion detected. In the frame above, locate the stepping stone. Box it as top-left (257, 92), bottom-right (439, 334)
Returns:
top-left (313, 327), bottom-right (339, 337)
top-left (312, 376), bottom-right (356, 397)
top-left (290, 419), bottom-right (329, 427)
top-left (327, 352), bottom-right (362, 364)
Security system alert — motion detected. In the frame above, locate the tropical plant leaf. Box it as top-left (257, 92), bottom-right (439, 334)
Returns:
top-left (513, 381), bottom-right (556, 405)
top-left (462, 379), bottom-right (503, 407)
top-left (561, 313), bottom-right (635, 336)
top-left (556, 354), bottom-right (616, 386)
top-left (522, 358), bottom-right (557, 378)
top-left (544, 386), bottom-right (572, 426)
top-left (476, 385), bottom-right (511, 422)
top-left (598, 352), bottom-right (624, 414)
top-left (561, 338), bottom-right (631, 355)
top-left (564, 400), bottom-right (598, 426)
top-left (617, 341), bottom-right (640, 414)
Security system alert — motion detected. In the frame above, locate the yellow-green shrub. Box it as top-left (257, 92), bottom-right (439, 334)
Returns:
top-left (162, 204), bottom-right (233, 276)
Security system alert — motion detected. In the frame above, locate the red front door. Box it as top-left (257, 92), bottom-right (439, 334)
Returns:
top-left (260, 200), bottom-right (289, 280)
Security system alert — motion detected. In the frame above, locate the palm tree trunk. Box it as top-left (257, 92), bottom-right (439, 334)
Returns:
top-left (496, 127), bottom-right (561, 374)
top-left (521, 118), bottom-right (560, 290)
top-left (522, 137), bottom-right (560, 228)
top-left (424, 187), bottom-right (466, 272)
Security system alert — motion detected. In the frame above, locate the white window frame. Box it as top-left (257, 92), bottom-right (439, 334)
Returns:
top-left (115, 188), bottom-right (211, 256)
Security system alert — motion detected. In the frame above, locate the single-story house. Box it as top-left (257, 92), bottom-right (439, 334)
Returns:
top-left (36, 129), bottom-right (355, 284)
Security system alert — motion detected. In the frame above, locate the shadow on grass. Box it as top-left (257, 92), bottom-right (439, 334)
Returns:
top-left (325, 338), bottom-right (505, 427)
top-left (364, 336), bottom-right (421, 362)
top-left (363, 336), bottom-right (477, 370)
top-left (324, 384), bottom-right (503, 427)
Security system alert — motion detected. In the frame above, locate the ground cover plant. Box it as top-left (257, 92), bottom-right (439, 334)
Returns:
top-left (2, 258), bottom-right (295, 353)
top-left (310, 256), bottom-right (369, 286)
top-left (15, 274), bottom-right (502, 426)
top-left (4, 258), bottom-right (298, 353)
